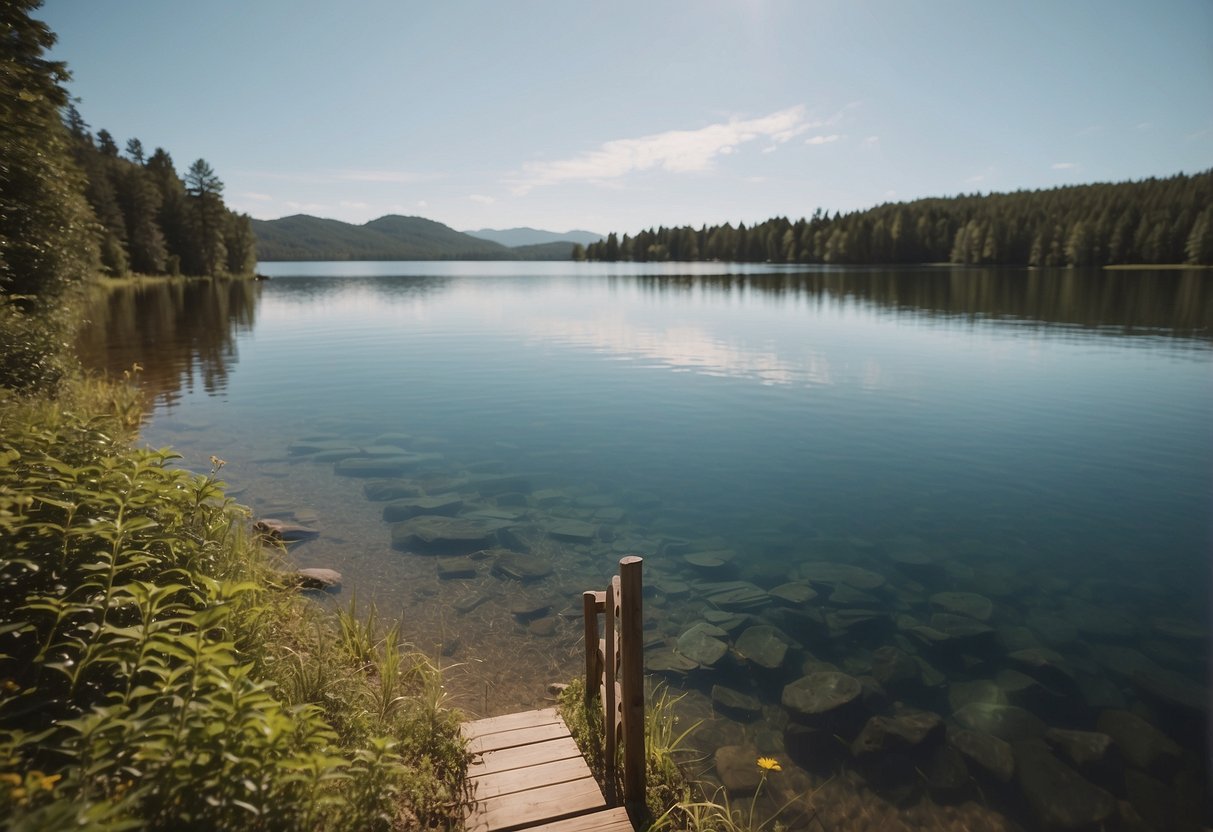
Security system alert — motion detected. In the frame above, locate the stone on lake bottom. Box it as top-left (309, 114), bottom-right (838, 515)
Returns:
top-left (946, 726), bottom-right (1014, 783)
top-left (491, 550), bottom-right (553, 581)
top-left (929, 591), bottom-right (994, 622)
top-left (953, 703), bottom-right (1046, 742)
top-left (295, 567), bottom-right (341, 590)
top-left (381, 494), bottom-right (463, 522)
top-left (712, 685), bottom-right (763, 719)
top-left (768, 582), bottom-right (817, 605)
top-left (714, 744), bottom-right (762, 795)
top-left (1096, 709), bottom-right (1182, 774)
top-left (676, 624), bottom-right (730, 667)
top-left (436, 556), bottom-right (477, 580)
top-left (1014, 739), bottom-right (1115, 829)
top-left (546, 519), bottom-right (598, 542)
top-left (735, 625), bottom-right (789, 670)
top-left (390, 515), bottom-right (509, 555)
top-left (851, 709), bottom-right (943, 757)
top-left (782, 671), bottom-right (862, 723)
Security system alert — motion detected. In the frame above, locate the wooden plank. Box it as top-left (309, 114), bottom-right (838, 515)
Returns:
top-left (466, 776), bottom-right (606, 832)
top-left (470, 736), bottom-right (583, 776)
top-left (462, 708), bottom-right (560, 740)
top-left (619, 556), bottom-right (645, 807)
top-left (523, 807), bottom-right (634, 832)
top-left (470, 756), bottom-right (593, 800)
top-left (467, 720), bottom-right (570, 755)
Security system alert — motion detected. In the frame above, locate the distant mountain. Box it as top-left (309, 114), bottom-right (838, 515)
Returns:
top-left (253, 214), bottom-right (515, 261)
top-left (463, 227), bottom-right (603, 247)
top-left (510, 241), bottom-right (577, 260)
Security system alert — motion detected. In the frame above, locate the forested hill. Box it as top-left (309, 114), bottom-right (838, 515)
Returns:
top-left (581, 172), bottom-right (1213, 266)
top-left (253, 215), bottom-right (575, 261)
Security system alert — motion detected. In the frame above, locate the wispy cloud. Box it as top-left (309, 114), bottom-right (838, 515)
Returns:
top-left (1051, 162), bottom-right (1077, 170)
top-left (805, 134), bottom-right (842, 145)
top-left (469, 194), bottom-right (496, 205)
top-left (507, 105), bottom-right (832, 194)
top-left (241, 192), bottom-right (273, 201)
top-left (860, 135), bottom-right (880, 148)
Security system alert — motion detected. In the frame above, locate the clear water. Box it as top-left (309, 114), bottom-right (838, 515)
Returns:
top-left (79, 263), bottom-right (1212, 830)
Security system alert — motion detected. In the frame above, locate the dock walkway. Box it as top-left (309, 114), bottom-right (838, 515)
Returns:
top-left (461, 707), bottom-right (633, 832)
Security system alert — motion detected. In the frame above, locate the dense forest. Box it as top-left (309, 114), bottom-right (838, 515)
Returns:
top-left (63, 108), bottom-right (255, 278)
top-left (0, 3), bottom-right (253, 300)
top-left (580, 172), bottom-right (1213, 266)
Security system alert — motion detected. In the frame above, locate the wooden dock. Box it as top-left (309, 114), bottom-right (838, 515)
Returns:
top-left (462, 707), bottom-right (633, 832)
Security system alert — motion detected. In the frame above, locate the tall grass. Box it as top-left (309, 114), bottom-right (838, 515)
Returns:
top-left (0, 342), bottom-right (468, 829)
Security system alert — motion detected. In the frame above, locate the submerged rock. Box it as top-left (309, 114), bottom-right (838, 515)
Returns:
top-left (1044, 728), bottom-right (1116, 771)
top-left (491, 550), bottom-right (553, 581)
top-left (546, 519), bottom-right (598, 542)
top-left (381, 494), bottom-right (463, 522)
top-left (294, 567), bottom-right (341, 590)
top-left (735, 625), bottom-right (790, 670)
top-left (363, 479), bottom-right (423, 501)
top-left (254, 518), bottom-right (320, 542)
top-left (334, 453), bottom-right (441, 477)
top-left (646, 650), bottom-right (699, 674)
top-left (714, 744), bottom-right (763, 795)
top-left (798, 561), bottom-right (887, 591)
top-left (782, 671), bottom-right (862, 725)
top-left (929, 591), bottom-right (994, 622)
top-left (953, 703), bottom-right (1046, 742)
top-left (768, 582), bottom-right (817, 605)
top-left (948, 679), bottom-right (1007, 713)
top-left (851, 709), bottom-right (943, 758)
top-left (698, 581), bottom-right (770, 610)
top-left (946, 726), bottom-right (1014, 783)
top-left (1014, 739), bottom-right (1115, 829)
top-left (1096, 709), bottom-right (1182, 774)
top-left (676, 623), bottom-right (730, 668)
top-left (712, 685), bottom-right (763, 719)
top-left (390, 515), bottom-right (509, 555)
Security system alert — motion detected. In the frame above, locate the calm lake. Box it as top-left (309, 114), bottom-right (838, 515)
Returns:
top-left (79, 263), bottom-right (1211, 829)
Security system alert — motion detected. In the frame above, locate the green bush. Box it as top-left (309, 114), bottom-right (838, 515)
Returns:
top-left (0, 373), bottom-right (468, 830)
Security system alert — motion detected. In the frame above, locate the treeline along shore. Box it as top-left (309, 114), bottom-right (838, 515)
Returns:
top-left (578, 171), bottom-right (1213, 267)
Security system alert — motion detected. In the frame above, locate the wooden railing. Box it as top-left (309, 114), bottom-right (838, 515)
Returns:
top-left (582, 556), bottom-right (645, 811)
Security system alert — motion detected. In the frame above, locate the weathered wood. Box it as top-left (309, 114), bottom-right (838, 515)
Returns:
top-left (465, 776), bottom-right (606, 832)
top-left (604, 576), bottom-right (619, 797)
top-left (522, 807), bottom-right (634, 831)
top-left (618, 556), bottom-right (645, 809)
top-left (463, 708), bottom-right (561, 740)
top-left (469, 736), bottom-right (583, 776)
top-left (583, 592), bottom-right (599, 708)
top-left (470, 756), bottom-right (594, 800)
top-left (467, 721), bottom-right (571, 756)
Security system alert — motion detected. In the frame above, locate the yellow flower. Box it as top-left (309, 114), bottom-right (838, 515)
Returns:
top-left (39, 774), bottom-right (60, 791)
top-left (756, 756), bottom-right (782, 772)
top-left (0, 773), bottom-right (20, 786)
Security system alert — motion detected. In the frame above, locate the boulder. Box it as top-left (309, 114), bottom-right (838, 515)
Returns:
top-left (782, 671), bottom-right (862, 726)
top-left (294, 567), bottom-right (341, 590)
top-left (948, 679), bottom-right (1007, 712)
top-left (698, 581), bottom-right (770, 610)
top-left (491, 550), bottom-right (553, 581)
top-left (929, 591), bottom-right (994, 622)
top-left (390, 515), bottom-right (509, 555)
top-left (1129, 667), bottom-right (1209, 716)
top-left (436, 556), bottom-right (477, 580)
top-left (735, 625), bottom-right (790, 670)
top-left (1014, 739), bottom-right (1115, 829)
top-left (768, 582), bottom-right (817, 605)
top-left (946, 726), bottom-right (1014, 782)
top-left (254, 518), bottom-right (320, 542)
top-left (799, 562), bottom-right (886, 591)
top-left (334, 453), bottom-right (441, 477)
top-left (953, 703), bottom-right (1046, 742)
top-left (851, 709), bottom-right (943, 758)
top-left (363, 479), bottom-right (423, 501)
top-left (1096, 710), bottom-right (1182, 774)
top-left (547, 519), bottom-right (598, 542)
top-left (714, 744), bottom-right (762, 795)
top-left (1044, 728), bottom-right (1116, 772)
top-left (870, 646), bottom-right (921, 692)
top-left (712, 685), bottom-right (763, 719)
top-left (646, 650), bottom-right (699, 674)
top-left (382, 494), bottom-right (463, 522)
top-left (676, 623), bottom-right (730, 668)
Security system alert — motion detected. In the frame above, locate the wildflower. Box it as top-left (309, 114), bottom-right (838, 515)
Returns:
top-left (756, 756), bottom-right (782, 772)
top-left (0, 773), bottom-right (20, 786)
top-left (209, 455), bottom-right (226, 470)
top-left (38, 774), bottom-right (60, 791)
top-left (1, 679), bottom-right (18, 692)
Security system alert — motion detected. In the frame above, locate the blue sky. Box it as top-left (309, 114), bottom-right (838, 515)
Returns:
top-left (40, 0), bottom-right (1213, 235)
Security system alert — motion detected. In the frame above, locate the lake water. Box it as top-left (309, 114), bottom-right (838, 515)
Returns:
top-left (79, 263), bottom-right (1212, 830)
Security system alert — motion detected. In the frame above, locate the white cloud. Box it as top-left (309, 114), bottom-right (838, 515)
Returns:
top-left (417, 200), bottom-right (429, 208)
top-left (469, 194), bottom-right (496, 205)
top-left (805, 134), bottom-right (842, 145)
top-left (507, 105), bottom-right (826, 194)
top-left (861, 135), bottom-right (880, 148)
top-left (339, 199), bottom-right (369, 209)
top-left (241, 191), bottom-right (273, 201)
top-left (1051, 162), bottom-right (1077, 170)
top-left (284, 200), bottom-right (330, 213)
top-left (340, 169), bottom-right (433, 184)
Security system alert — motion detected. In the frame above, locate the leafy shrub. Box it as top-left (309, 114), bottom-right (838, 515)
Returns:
top-left (0, 374), bottom-right (467, 830)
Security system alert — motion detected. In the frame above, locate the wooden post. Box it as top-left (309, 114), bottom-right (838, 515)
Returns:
top-left (582, 591), bottom-right (599, 708)
top-left (604, 577), bottom-right (620, 798)
top-left (618, 556), bottom-right (645, 810)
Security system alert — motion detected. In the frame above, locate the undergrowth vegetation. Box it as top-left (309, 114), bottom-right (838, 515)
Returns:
top-left (0, 334), bottom-right (468, 830)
